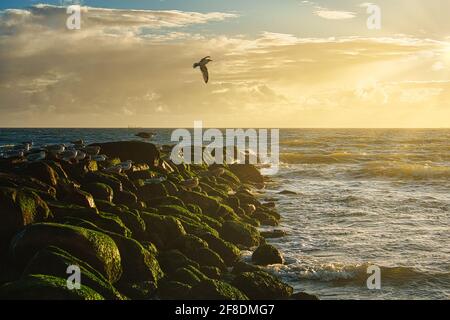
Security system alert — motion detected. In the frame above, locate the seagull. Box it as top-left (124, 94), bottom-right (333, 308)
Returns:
top-left (92, 154), bottom-right (107, 162)
top-left (118, 160), bottom-right (133, 171)
top-left (193, 56), bottom-right (213, 84)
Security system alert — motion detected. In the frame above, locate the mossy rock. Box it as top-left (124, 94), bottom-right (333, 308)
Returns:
top-left (186, 204), bottom-right (202, 214)
top-left (137, 183), bottom-right (167, 202)
top-left (83, 172), bottom-right (123, 193)
top-left (220, 221), bottom-right (260, 248)
top-left (176, 191), bottom-right (221, 218)
top-left (158, 279), bottom-right (191, 300)
top-left (175, 215), bottom-right (220, 239)
top-left (21, 162), bottom-right (59, 187)
top-left (0, 187), bottom-right (52, 252)
top-left (162, 180), bottom-right (179, 195)
top-left (63, 188), bottom-right (96, 209)
top-left (199, 182), bottom-right (228, 198)
top-left (149, 196), bottom-right (186, 209)
top-left (107, 233), bottom-right (163, 285)
top-left (158, 250), bottom-right (200, 274)
top-left (117, 281), bottom-right (157, 300)
top-left (252, 244), bottom-right (284, 266)
top-left (114, 190), bottom-right (138, 207)
top-left (0, 173), bottom-right (56, 199)
top-left (189, 279), bottom-right (248, 300)
top-left (23, 246), bottom-right (123, 300)
top-left (253, 210), bottom-right (279, 226)
top-left (232, 261), bottom-right (261, 274)
top-left (10, 223), bottom-right (122, 283)
top-left (83, 183), bottom-right (113, 202)
top-left (157, 204), bottom-right (200, 221)
top-left (172, 268), bottom-right (202, 287)
top-left (198, 232), bottom-right (240, 266)
top-left (176, 234), bottom-right (208, 257)
top-left (141, 212), bottom-right (186, 249)
top-left (232, 271), bottom-right (293, 300)
top-left (190, 247), bottom-right (227, 271)
top-left (127, 169), bottom-right (157, 181)
top-left (0, 274), bottom-right (104, 300)
top-left (117, 210), bottom-right (146, 240)
top-left (199, 266), bottom-right (221, 279)
top-left (229, 164), bottom-right (264, 185)
top-left (48, 202), bottom-right (98, 219)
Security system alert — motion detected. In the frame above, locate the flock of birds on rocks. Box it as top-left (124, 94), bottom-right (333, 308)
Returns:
top-left (0, 140), bottom-right (136, 175)
top-left (0, 140), bottom-right (209, 188)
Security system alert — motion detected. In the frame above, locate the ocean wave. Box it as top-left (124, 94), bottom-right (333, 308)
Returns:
top-left (270, 262), bottom-right (450, 285)
top-left (280, 152), bottom-right (364, 164)
top-left (358, 162), bottom-right (450, 180)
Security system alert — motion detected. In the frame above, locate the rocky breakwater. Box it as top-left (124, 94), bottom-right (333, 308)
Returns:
top-left (0, 141), bottom-right (317, 300)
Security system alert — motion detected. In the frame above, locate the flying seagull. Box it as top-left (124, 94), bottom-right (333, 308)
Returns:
top-left (193, 56), bottom-right (213, 84)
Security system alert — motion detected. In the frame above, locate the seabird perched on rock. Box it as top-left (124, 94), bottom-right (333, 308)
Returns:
top-left (92, 154), bottom-right (107, 162)
top-left (46, 144), bottom-right (65, 155)
top-left (144, 176), bottom-right (167, 185)
top-left (71, 139), bottom-right (84, 146)
top-left (193, 56), bottom-right (213, 84)
top-left (26, 151), bottom-right (46, 162)
top-left (119, 160), bottom-right (133, 171)
top-left (75, 151), bottom-right (86, 161)
top-left (59, 150), bottom-right (78, 162)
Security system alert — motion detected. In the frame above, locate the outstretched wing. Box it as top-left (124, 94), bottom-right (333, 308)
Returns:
top-left (200, 56), bottom-right (211, 64)
top-left (200, 65), bottom-right (209, 83)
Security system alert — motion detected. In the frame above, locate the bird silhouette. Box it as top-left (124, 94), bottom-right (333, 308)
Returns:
top-left (193, 56), bottom-right (213, 84)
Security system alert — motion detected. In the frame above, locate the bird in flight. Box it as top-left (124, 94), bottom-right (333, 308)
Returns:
top-left (193, 56), bottom-right (213, 84)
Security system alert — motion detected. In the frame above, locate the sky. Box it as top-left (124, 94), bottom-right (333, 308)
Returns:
top-left (0, 0), bottom-right (450, 128)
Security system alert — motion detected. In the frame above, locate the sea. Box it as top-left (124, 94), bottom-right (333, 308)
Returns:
top-left (1, 128), bottom-right (449, 300)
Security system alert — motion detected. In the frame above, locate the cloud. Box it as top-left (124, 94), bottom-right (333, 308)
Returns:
top-left (313, 9), bottom-right (356, 20)
top-left (0, 5), bottom-right (449, 127)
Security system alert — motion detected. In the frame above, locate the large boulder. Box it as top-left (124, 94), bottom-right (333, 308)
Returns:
top-left (229, 164), bottom-right (264, 185)
top-left (0, 173), bottom-right (56, 199)
top-left (141, 212), bottom-right (186, 249)
top-left (82, 183), bottom-right (114, 202)
top-left (232, 271), bottom-right (293, 300)
top-left (158, 250), bottom-right (200, 275)
top-left (252, 244), bottom-right (284, 266)
top-left (0, 274), bottom-right (103, 300)
top-left (20, 162), bottom-right (59, 187)
top-left (176, 191), bottom-right (221, 218)
top-left (107, 233), bottom-right (163, 285)
top-left (220, 221), bottom-right (260, 248)
top-left (137, 183), bottom-right (167, 202)
top-left (198, 232), bottom-right (240, 266)
top-left (189, 279), bottom-right (248, 300)
top-left (9, 223), bottom-right (122, 283)
top-left (0, 187), bottom-right (52, 252)
top-left (90, 141), bottom-right (160, 167)
top-left (23, 246), bottom-right (123, 300)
